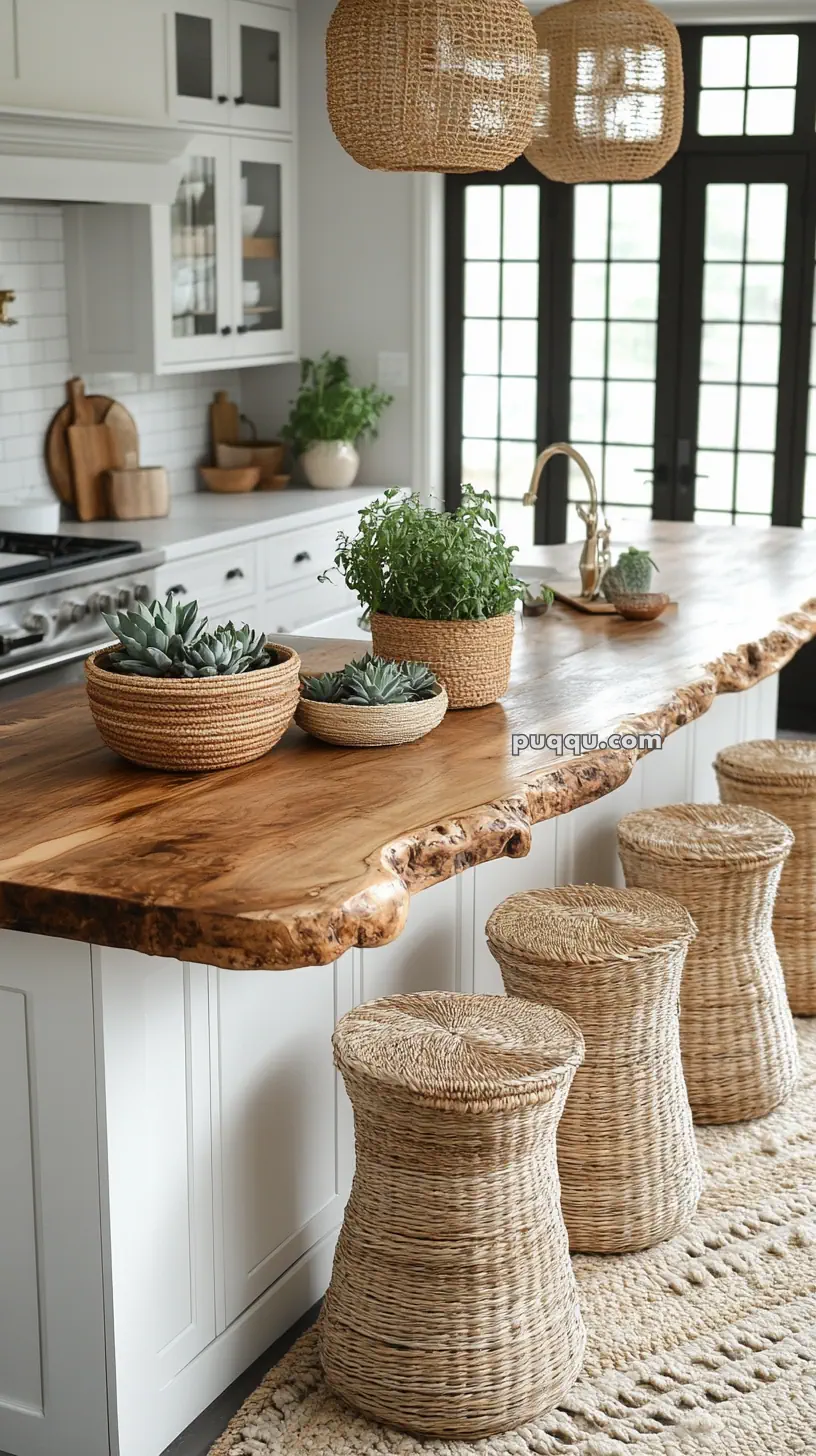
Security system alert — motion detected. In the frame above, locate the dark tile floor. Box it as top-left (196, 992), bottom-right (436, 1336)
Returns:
top-left (160, 1302), bottom-right (321, 1456)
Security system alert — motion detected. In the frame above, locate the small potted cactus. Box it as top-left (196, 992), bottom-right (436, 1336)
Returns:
top-left (602, 547), bottom-right (658, 601)
top-left (85, 593), bottom-right (300, 772)
top-left (296, 653), bottom-right (448, 747)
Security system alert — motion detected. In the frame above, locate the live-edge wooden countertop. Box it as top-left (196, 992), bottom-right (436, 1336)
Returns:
top-left (1, 522), bottom-right (815, 971)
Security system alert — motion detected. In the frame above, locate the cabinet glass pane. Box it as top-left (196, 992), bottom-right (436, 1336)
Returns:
top-left (240, 160), bottom-right (283, 335)
top-left (171, 156), bottom-right (218, 338)
top-left (176, 13), bottom-right (213, 101)
top-left (240, 24), bottom-right (281, 110)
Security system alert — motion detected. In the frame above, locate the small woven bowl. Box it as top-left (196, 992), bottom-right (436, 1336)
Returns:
top-left (296, 682), bottom-right (448, 748)
top-left (85, 643), bottom-right (300, 772)
top-left (612, 592), bottom-right (670, 622)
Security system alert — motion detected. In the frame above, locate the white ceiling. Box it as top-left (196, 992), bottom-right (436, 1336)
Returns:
top-left (528, 0), bottom-right (814, 18)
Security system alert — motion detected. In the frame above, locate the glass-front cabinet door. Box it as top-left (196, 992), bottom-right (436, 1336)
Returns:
top-left (156, 134), bottom-right (233, 365)
top-left (172, 0), bottom-right (229, 125)
top-left (229, 2), bottom-right (291, 133)
top-left (232, 137), bottom-right (295, 359)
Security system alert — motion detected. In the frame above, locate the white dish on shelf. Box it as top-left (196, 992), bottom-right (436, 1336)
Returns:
top-left (242, 204), bottom-right (264, 237)
top-left (242, 279), bottom-right (261, 306)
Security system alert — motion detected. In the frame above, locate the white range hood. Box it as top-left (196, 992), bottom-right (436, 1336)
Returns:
top-left (0, 108), bottom-right (191, 205)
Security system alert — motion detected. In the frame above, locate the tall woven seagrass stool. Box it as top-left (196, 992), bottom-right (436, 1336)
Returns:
top-left (486, 885), bottom-right (701, 1254)
top-left (618, 804), bottom-right (799, 1125)
top-left (715, 739), bottom-right (816, 1016)
top-left (319, 991), bottom-right (586, 1439)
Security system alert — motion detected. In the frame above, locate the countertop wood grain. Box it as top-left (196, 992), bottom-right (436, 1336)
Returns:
top-left (1, 522), bottom-right (815, 971)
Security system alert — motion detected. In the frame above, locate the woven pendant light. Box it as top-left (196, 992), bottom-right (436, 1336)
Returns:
top-left (326, 0), bottom-right (538, 173)
top-left (525, 0), bottom-right (684, 184)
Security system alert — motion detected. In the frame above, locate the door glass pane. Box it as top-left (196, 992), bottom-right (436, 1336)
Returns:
top-left (459, 184), bottom-right (540, 552)
top-left (568, 182), bottom-right (661, 532)
top-left (240, 160), bottom-right (283, 335)
top-left (240, 24), bottom-right (281, 109)
top-left (805, 240), bottom-right (816, 526)
top-left (697, 33), bottom-right (798, 137)
top-left (695, 180), bottom-right (788, 523)
top-left (176, 13), bottom-right (213, 101)
top-left (170, 155), bottom-right (218, 338)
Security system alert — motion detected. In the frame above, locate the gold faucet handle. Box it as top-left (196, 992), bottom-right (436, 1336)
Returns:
top-left (522, 490), bottom-right (537, 507)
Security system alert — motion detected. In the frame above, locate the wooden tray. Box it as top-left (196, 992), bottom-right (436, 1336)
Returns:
top-left (46, 383), bottom-right (139, 507)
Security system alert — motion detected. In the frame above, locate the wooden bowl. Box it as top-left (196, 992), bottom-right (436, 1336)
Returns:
top-left (613, 592), bottom-right (670, 622)
top-left (200, 466), bottom-right (261, 494)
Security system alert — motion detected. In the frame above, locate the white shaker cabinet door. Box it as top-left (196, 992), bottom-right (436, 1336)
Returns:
top-left (0, 932), bottom-right (109, 1456)
top-left (212, 953), bottom-right (354, 1328)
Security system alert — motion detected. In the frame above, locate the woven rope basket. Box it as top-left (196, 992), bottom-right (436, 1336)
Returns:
top-left (486, 884), bottom-right (701, 1254)
top-left (295, 682), bottom-right (448, 747)
top-left (618, 804), bottom-right (799, 1126)
top-left (525, 0), bottom-right (684, 184)
top-left (715, 740), bottom-right (816, 1016)
top-left (326, 0), bottom-right (538, 173)
top-left (85, 645), bottom-right (300, 773)
top-left (320, 991), bottom-right (586, 1438)
top-left (370, 612), bottom-right (515, 709)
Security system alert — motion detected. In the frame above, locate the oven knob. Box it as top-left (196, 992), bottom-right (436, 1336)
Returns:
top-left (133, 583), bottom-right (151, 604)
top-left (22, 611), bottom-right (49, 635)
top-left (71, 601), bottom-right (87, 623)
top-left (57, 599), bottom-right (86, 628)
top-left (117, 588), bottom-right (133, 609)
top-left (87, 590), bottom-right (115, 616)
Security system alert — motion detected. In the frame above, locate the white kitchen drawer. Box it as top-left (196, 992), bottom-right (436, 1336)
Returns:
top-left (155, 543), bottom-right (257, 612)
top-left (262, 516), bottom-right (355, 592)
top-left (263, 578), bottom-right (357, 636)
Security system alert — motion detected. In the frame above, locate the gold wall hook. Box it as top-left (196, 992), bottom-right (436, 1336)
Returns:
top-left (0, 290), bottom-right (18, 327)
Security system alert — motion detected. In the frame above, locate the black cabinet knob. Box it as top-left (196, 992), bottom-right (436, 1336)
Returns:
top-left (236, 325), bottom-right (249, 334)
top-left (168, 584), bottom-right (188, 597)
top-left (217, 94), bottom-right (228, 103)
top-left (221, 326), bottom-right (232, 336)
top-left (225, 567), bottom-right (244, 581)
top-left (235, 95), bottom-right (245, 105)
top-left (293, 550), bottom-right (311, 565)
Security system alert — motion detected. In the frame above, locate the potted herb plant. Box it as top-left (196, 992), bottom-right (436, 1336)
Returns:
top-left (323, 487), bottom-right (526, 709)
top-left (297, 653), bottom-right (447, 747)
top-left (281, 352), bottom-right (393, 489)
top-left (85, 594), bottom-right (300, 772)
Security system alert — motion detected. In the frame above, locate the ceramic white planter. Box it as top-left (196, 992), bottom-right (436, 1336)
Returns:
top-left (301, 440), bottom-right (360, 490)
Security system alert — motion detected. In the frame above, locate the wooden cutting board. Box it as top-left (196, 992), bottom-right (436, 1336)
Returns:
top-left (104, 401), bottom-right (139, 469)
top-left (67, 379), bottom-right (124, 522)
top-left (46, 379), bottom-right (139, 507)
top-left (210, 390), bottom-right (241, 452)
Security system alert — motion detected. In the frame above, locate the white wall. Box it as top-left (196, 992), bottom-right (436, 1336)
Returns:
top-left (0, 204), bottom-right (239, 509)
top-left (240, 0), bottom-right (414, 492)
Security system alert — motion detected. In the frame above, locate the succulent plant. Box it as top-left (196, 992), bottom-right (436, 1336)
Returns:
top-left (602, 547), bottom-right (658, 602)
top-left (102, 594), bottom-right (276, 678)
top-left (301, 653), bottom-right (439, 707)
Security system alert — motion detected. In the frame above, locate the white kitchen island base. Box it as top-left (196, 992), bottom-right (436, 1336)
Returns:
top-left (0, 677), bottom-right (778, 1456)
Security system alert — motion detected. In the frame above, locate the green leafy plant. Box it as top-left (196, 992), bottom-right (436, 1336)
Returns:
top-left (321, 487), bottom-right (526, 622)
top-left (102, 595), bottom-right (278, 679)
top-left (603, 547), bottom-right (658, 601)
top-left (301, 653), bottom-right (439, 707)
top-left (281, 353), bottom-right (393, 453)
top-left (523, 582), bottom-right (555, 608)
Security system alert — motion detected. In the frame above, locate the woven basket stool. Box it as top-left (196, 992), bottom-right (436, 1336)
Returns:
top-left (715, 740), bottom-right (816, 1016)
top-left (486, 885), bottom-right (701, 1254)
top-left (319, 991), bottom-right (586, 1439)
top-left (618, 804), bottom-right (799, 1125)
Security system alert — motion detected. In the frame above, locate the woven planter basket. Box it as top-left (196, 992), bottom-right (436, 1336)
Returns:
top-left (320, 991), bottom-right (586, 1438)
top-left (295, 682), bottom-right (448, 748)
top-left (486, 884), bottom-right (702, 1255)
top-left (326, 0), bottom-right (538, 173)
top-left (85, 645), bottom-right (300, 773)
top-left (618, 804), bottom-right (799, 1126)
top-left (370, 612), bottom-right (515, 710)
top-left (715, 739), bottom-right (816, 1016)
top-left (525, 0), bottom-right (684, 184)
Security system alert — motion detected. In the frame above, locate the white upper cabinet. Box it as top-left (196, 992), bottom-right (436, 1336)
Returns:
top-left (171, 0), bottom-right (293, 133)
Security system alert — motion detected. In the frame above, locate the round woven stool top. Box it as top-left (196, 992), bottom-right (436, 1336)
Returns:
top-left (486, 884), bottom-right (695, 968)
top-left (332, 992), bottom-right (584, 1111)
top-left (715, 739), bottom-right (816, 789)
top-left (618, 803), bottom-right (793, 866)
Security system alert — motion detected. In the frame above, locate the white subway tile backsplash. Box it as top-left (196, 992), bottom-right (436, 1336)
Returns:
top-left (0, 203), bottom-right (239, 507)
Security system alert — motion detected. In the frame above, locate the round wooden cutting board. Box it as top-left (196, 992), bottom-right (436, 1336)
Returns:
top-left (46, 391), bottom-right (139, 507)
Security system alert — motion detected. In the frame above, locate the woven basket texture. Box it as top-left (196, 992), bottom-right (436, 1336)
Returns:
top-left (295, 683), bottom-right (448, 747)
top-left (525, 0), bottom-right (684, 184)
top-left (326, 0), bottom-right (538, 174)
top-left (715, 740), bottom-right (816, 1017)
top-left (85, 645), bottom-right (300, 773)
top-left (319, 991), bottom-right (587, 1438)
top-left (370, 613), bottom-right (514, 710)
top-left (618, 804), bottom-right (799, 1127)
top-left (486, 884), bottom-right (702, 1255)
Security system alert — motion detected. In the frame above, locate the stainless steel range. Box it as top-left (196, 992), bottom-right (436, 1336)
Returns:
top-left (0, 532), bottom-right (160, 699)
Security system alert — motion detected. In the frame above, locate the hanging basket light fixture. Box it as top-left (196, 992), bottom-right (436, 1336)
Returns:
top-left (326, 0), bottom-right (539, 174)
top-left (525, 0), bottom-right (684, 184)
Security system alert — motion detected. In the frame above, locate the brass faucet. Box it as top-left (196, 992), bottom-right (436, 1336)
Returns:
top-left (523, 443), bottom-right (611, 600)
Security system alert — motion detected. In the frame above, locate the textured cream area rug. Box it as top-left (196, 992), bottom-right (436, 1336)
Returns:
top-left (210, 1023), bottom-right (816, 1456)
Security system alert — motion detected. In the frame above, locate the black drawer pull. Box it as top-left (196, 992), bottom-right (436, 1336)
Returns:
top-left (293, 550), bottom-right (311, 565)
top-left (168, 584), bottom-right (188, 596)
top-left (226, 567), bottom-right (245, 581)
